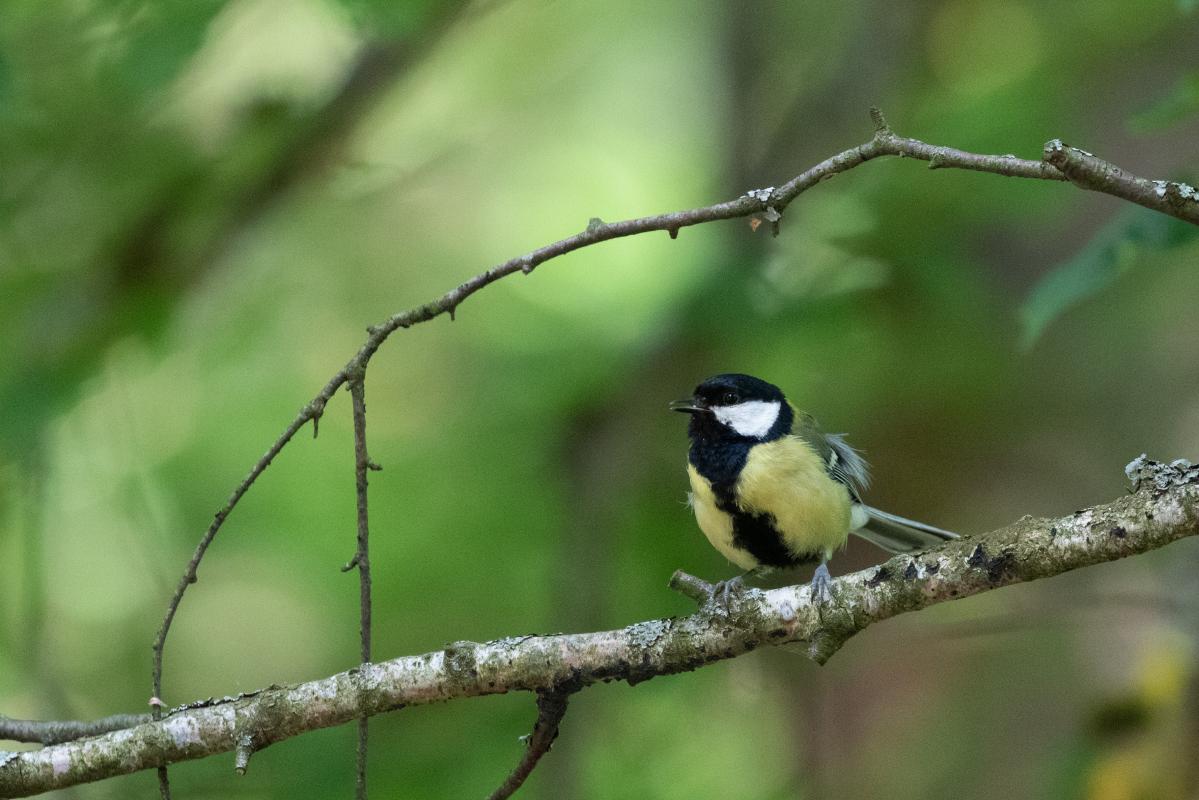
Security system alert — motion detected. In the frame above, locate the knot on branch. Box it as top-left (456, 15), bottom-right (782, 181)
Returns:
top-left (966, 542), bottom-right (1017, 583)
top-left (1159, 180), bottom-right (1199, 208)
top-left (304, 398), bottom-right (329, 438)
top-left (1042, 138), bottom-right (1071, 167)
top-left (804, 628), bottom-right (854, 666)
top-left (1126, 454), bottom-right (1199, 495)
top-left (1041, 138), bottom-right (1099, 180)
top-left (443, 641), bottom-right (482, 691)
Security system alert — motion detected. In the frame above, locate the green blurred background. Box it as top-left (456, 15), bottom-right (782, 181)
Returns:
top-left (3, 1), bottom-right (1199, 798)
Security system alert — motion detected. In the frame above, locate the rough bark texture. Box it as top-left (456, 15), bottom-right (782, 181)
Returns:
top-left (3, 457), bottom-right (1195, 799)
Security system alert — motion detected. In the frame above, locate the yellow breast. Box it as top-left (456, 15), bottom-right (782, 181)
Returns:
top-left (737, 436), bottom-right (852, 558)
top-left (686, 463), bottom-right (756, 570)
top-left (685, 436), bottom-right (852, 570)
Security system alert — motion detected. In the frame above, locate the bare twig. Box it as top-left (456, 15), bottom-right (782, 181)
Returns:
top-left (143, 109), bottom-right (1199, 798)
top-left (233, 734), bottom-right (254, 776)
top-left (347, 376), bottom-right (374, 800)
top-left (7, 458), bottom-right (1195, 798)
top-left (150, 397), bottom-right (328, 700)
top-left (147, 4), bottom-right (478, 766)
top-left (486, 693), bottom-right (571, 800)
top-left (666, 570), bottom-right (715, 604)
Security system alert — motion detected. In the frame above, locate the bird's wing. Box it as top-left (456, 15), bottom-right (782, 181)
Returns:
top-left (791, 407), bottom-right (958, 554)
top-left (790, 408), bottom-right (871, 501)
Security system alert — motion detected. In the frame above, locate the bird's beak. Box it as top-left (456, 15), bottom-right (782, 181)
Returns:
top-left (669, 398), bottom-right (705, 414)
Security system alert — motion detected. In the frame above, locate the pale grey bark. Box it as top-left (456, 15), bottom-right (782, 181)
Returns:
top-left (4, 457), bottom-right (1196, 799)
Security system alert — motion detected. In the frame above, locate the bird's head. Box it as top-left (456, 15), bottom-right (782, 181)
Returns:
top-left (671, 373), bottom-right (792, 441)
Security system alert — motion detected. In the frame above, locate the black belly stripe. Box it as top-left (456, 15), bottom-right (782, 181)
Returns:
top-left (714, 486), bottom-right (825, 569)
top-left (690, 436), bottom-right (821, 569)
top-left (725, 504), bottom-right (801, 568)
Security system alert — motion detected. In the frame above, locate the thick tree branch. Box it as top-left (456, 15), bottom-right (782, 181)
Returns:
top-left (6, 457), bottom-right (1195, 798)
top-left (0, 715), bottom-right (151, 747)
top-left (150, 113), bottom-right (1199, 722)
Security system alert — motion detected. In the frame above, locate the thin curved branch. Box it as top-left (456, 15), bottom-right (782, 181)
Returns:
top-left (5, 457), bottom-right (1194, 798)
top-left (486, 692), bottom-right (571, 800)
top-left (150, 108), bottom-right (1199, 722)
top-left (147, 0), bottom-right (477, 737)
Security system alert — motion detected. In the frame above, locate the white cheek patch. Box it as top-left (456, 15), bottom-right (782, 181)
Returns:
top-left (713, 400), bottom-right (781, 438)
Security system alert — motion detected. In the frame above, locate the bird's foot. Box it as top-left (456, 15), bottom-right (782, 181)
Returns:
top-left (667, 570), bottom-right (757, 612)
top-left (711, 575), bottom-right (747, 609)
top-left (811, 562), bottom-right (834, 605)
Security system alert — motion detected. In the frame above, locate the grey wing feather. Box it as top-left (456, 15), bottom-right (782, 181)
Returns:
top-left (793, 410), bottom-right (870, 500)
top-left (824, 432), bottom-right (870, 501)
top-left (794, 410), bottom-right (955, 553)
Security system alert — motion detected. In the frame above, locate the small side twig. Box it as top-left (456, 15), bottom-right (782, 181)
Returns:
top-left (233, 734), bottom-right (255, 775)
top-left (667, 570), bottom-right (715, 604)
top-left (347, 376), bottom-right (374, 800)
top-left (486, 693), bottom-right (571, 800)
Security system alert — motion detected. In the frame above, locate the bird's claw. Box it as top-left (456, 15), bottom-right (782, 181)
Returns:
top-left (710, 575), bottom-right (747, 610)
top-left (811, 563), bottom-right (834, 605)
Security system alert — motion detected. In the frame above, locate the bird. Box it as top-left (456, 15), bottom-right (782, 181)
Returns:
top-left (671, 373), bottom-right (957, 603)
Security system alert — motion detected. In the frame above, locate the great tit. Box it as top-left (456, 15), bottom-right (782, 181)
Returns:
top-left (672, 373), bottom-right (957, 601)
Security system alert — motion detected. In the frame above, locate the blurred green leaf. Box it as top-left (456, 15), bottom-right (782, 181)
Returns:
top-left (118, 1), bottom-right (229, 93)
top-left (1129, 72), bottom-right (1199, 131)
top-left (330, 0), bottom-right (445, 36)
top-left (1019, 206), bottom-right (1198, 348)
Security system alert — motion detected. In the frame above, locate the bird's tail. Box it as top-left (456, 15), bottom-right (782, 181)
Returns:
top-left (851, 505), bottom-right (958, 554)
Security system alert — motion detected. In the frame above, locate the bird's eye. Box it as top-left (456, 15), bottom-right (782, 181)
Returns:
top-left (721, 391), bottom-right (739, 405)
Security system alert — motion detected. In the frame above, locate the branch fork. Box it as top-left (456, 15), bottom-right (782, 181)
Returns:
top-left (127, 108), bottom-right (1199, 800)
